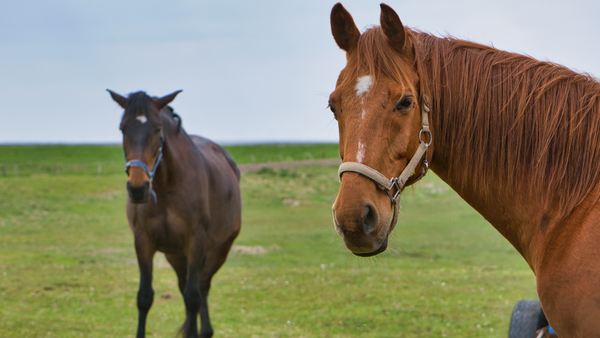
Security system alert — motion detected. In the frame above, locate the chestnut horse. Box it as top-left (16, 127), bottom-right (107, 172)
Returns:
top-left (108, 90), bottom-right (241, 338)
top-left (329, 3), bottom-right (600, 337)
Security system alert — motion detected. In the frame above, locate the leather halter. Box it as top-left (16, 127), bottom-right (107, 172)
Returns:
top-left (124, 130), bottom-right (164, 203)
top-left (338, 96), bottom-right (432, 229)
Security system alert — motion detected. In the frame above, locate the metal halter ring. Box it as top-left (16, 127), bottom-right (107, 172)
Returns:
top-left (419, 129), bottom-right (433, 147)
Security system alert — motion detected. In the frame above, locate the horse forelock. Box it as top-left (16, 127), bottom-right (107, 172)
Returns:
top-left (122, 92), bottom-right (173, 129)
top-left (337, 26), bottom-right (419, 98)
top-left (411, 30), bottom-right (600, 216)
top-left (124, 91), bottom-right (152, 119)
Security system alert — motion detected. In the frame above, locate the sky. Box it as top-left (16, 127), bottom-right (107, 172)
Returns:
top-left (2, 0), bottom-right (600, 144)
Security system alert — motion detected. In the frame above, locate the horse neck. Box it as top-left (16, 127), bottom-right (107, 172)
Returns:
top-left (151, 114), bottom-right (197, 190)
top-left (418, 36), bottom-right (563, 268)
top-left (430, 159), bottom-right (540, 258)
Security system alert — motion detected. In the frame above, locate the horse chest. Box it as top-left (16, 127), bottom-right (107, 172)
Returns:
top-left (132, 208), bottom-right (191, 254)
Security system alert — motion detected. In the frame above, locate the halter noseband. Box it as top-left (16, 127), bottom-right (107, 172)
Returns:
top-left (124, 130), bottom-right (164, 203)
top-left (337, 96), bottom-right (432, 229)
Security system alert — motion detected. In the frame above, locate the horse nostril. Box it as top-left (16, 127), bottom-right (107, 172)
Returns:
top-left (363, 204), bottom-right (377, 233)
top-left (332, 209), bottom-right (346, 238)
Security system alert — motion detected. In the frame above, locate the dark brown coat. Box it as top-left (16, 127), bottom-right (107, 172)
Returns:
top-left (109, 90), bottom-right (241, 338)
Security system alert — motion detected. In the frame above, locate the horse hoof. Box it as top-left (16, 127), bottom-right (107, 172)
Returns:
top-left (199, 330), bottom-right (214, 338)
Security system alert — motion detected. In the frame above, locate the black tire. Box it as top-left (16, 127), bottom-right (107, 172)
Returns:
top-left (508, 299), bottom-right (549, 338)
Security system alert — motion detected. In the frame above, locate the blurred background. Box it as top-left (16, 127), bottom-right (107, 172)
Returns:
top-left (2, 0), bottom-right (599, 144)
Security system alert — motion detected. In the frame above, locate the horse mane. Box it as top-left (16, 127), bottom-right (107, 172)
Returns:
top-left (356, 26), bottom-right (600, 215)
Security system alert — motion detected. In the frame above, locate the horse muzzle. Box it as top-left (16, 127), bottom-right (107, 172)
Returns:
top-left (332, 201), bottom-right (391, 256)
top-left (353, 235), bottom-right (388, 257)
top-left (127, 181), bottom-right (150, 203)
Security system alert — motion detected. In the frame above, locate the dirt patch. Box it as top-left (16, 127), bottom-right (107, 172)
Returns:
top-left (231, 245), bottom-right (281, 255)
top-left (160, 292), bottom-right (173, 299)
top-left (238, 158), bottom-right (341, 174)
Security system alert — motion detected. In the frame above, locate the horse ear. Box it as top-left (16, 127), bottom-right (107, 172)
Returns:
top-left (331, 3), bottom-right (361, 53)
top-left (107, 89), bottom-right (128, 109)
top-left (380, 3), bottom-right (406, 53)
top-left (154, 90), bottom-right (182, 110)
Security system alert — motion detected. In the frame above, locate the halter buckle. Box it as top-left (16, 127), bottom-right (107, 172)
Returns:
top-left (387, 177), bottom-right (402, 204)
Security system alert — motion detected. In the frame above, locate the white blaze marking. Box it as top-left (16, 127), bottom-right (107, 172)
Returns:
top-left (355, 75), bottom-right (373, 97)
top-left (357, 141), bottom-right (366, 163)
top-left (355, 76), bottom-right (371, 162)
top-left (136, 115), bottom-right (147, 124)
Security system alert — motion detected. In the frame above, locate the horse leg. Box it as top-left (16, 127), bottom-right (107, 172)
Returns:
top-left (197, 280), bottom-right (213, 338)
top-left (165, 253), bottom-right (188, 293)
top-left (182, 245), bottom-right (206, 338)
top-left (165, 254), bottom-right (191, 335)
top-left (135, 239), bottom-right (156, 338)
top-left (198, 235), bottom-right (237, 338)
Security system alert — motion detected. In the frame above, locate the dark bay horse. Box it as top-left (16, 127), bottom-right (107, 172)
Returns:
top-left (108, 90), bottom-right (241, 338)
top-left (329, 3), bottom-right (600, 336)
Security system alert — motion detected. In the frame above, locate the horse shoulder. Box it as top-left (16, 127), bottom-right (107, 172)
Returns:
top-left (534, 190), bottom-right (600, 335)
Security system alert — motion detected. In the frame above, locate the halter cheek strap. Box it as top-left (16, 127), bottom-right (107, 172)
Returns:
top-left (338, 96), bottom-right (432, 229)
top-left (124, 131), bottom-right (164, 203)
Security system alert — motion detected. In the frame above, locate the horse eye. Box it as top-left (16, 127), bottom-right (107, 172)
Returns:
top-left (328, 102), bottom-right (338, 118)
top-left (396, 96), bottom-right (414, 111)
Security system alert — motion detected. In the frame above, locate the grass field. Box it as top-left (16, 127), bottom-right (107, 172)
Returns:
top-left (0, 145), bottom-right (537, 337)
top-left (0, 144), bottom-right (339, 178)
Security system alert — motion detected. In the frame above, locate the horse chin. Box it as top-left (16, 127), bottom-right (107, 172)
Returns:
top-left (129, 196), bottom-right (149, 204)
top-left (352, 235), bottom-right (388, 257)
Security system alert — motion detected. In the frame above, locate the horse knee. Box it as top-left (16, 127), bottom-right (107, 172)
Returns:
top-left (137, 287), bottom-right (154, 312)
top-left (200, 279), bottom-right (212, 294)
top-left (183, 286), bottom-right (201, 312)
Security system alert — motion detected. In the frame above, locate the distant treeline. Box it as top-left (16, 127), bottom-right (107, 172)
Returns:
top-left (0, 144), bottom-right (339, 177)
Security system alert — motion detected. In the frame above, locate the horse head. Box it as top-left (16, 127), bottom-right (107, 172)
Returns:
top-left (109, 89), bottom-right (181, 203)
top-left (330, 3), bottom-right (432, 256)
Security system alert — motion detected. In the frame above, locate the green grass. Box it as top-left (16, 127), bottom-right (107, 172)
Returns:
top-left (0, 146), bottom-right (536, 337)
top-left (0, 144), bottom-right (339, 178)
top-left (224, 144), bottom-right (339, 165)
